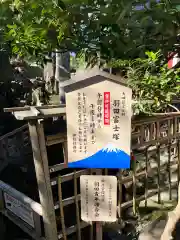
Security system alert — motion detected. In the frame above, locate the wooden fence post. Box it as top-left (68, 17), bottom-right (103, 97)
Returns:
top-left (28, 120), bottom-right (58, 240)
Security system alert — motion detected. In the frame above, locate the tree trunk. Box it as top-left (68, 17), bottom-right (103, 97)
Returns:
top-left (0, 49), bottom-right (15, 107)
top-left (0, 49), bottom-right (13, 85)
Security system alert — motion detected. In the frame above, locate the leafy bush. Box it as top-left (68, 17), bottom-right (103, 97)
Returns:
top-left (109, 51), bottom-right (180, 114)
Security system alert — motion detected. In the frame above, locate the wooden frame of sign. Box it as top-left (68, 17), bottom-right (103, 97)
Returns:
top-left (62, 67), bottom-right (132, 169)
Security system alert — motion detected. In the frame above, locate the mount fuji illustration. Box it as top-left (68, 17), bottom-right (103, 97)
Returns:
top-left (102, 143), bottom-right (121, 153)
top-left (68, 143), bottom-right (130, 169)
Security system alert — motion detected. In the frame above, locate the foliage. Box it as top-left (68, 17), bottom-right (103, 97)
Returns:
top-left (109, 51), bottom-right (180, 114)
top-left (1, 1), bottom-right (180, 113)
top-left (70, 52), bottom-right (87, 70)
top-left (1, 0), bottom-right (180, 63)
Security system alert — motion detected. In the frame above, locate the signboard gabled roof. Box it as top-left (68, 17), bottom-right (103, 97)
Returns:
top-left (62, 67), bottom-right (127, 93)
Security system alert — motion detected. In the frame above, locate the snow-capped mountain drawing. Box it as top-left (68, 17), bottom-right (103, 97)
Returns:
top-left (68, 143), bottom-right (130, 169)
top-left (102, 143), bottom-right (120, 153)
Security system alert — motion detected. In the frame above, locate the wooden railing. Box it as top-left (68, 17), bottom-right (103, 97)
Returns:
top-left (1, 106), bottom-right (180, 239)
top-left (0, 180), bottom-right (44, 240)
top-left (42, 114), bottom-right (180, 238)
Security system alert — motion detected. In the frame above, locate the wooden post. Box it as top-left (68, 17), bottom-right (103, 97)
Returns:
top-left (96, 222), bottom-right (103, 240)
top-left (33, 211), bottom-right (42, 238)
top-left (0, 188), bottom-right (4, 211)
top-left (28, 120), bottom-right (58, 240)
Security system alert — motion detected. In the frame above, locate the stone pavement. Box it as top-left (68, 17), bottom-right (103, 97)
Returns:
top-left (138, 216), bottom-right (180, 240)
top-left (138, 217), bottom-right (167, 240)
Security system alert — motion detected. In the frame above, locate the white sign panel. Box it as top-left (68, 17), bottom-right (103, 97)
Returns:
top-left (66, 78), bottom-right (132, 168)
top-left (80, 175), bottom-right (117, 222)
top-left (4, 192), bottom-right (35, 228)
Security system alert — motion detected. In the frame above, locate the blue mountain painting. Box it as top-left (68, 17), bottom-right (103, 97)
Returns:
top-left (68, 143), bottom-right (130, 169)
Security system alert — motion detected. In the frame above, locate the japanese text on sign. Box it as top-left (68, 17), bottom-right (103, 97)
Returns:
top-left (66, 79), bottom-right (132, 169)
top-left (104, 92), bottom-right (110, 125)
top-left (80, 175), bottom-right (117, 222)
top-left (112, 99), bottom-right (120, 140)
top-left (4, 192), bottom-right (35, 228)
top-left (97, 93), bottom-right (103, 128)
top-left (70, 90), bottom-right (128, 155)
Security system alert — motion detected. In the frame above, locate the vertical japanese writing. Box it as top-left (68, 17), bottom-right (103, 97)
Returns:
top-left (82, 93), bottom-right (87, 153)
top-left (108, 184), bottom-right (112, 217)
top-left (104, 92), bottom-right (110, 125)
top-left (73, 134), bottom-right (77, 153)
top-left (121, 92), bottom-right (126, 116)
top-left (112, 99), bottom-right (120, 140)
top-left (90, 104), bottom-right (96, 144)
top-left (97, 93), bottom-right (103, 128)
top-left (94, 181), bottom-right (100, 218)
top-left (77, 92), bottom-right (83, 153)
top-left (101, 179), bottom-right (105, 202)
top-left (85, 179), bottom-right (89, 218)
top-left (81, 176), bottom-right (117, 222)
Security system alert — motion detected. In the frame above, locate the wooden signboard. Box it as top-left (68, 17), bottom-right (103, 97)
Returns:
top-left (80, 175), bottom-right (117, 222)
top-left (64, 68), bottom-right (132, 168)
